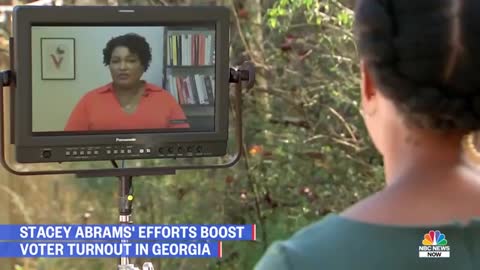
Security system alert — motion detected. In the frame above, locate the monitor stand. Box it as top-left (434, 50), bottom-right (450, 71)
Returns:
top-left (108, 63), bottom-right (255, 270)
top-left (116, 175), bottom-right (158, 270)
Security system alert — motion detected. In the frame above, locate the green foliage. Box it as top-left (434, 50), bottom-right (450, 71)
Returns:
top-left (216, 0), bottom-right (384, 268)
top-left (267, 0), bottom-right (353, 31)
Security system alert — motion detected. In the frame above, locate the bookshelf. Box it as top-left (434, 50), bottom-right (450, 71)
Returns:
top-left (162, 27), bottom-right (216, 126)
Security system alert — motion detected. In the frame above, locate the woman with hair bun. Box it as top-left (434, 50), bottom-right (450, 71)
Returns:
top-left (255, 0), bottom-right (480, 269)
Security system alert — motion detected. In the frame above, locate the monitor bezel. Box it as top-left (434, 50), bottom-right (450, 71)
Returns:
top-left (13, 5), bottom-right (230, 148)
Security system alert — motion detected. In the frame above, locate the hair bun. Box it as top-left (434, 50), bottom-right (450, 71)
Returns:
top-left (355, 0), bottom-right (480, 131)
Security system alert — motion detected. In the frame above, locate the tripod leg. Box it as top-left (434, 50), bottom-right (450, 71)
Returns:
top-left (119, 175), bottom-right (133, 267)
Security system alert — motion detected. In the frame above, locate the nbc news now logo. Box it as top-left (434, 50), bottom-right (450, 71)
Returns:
top-left (418, 230), bottom-right (450, 258)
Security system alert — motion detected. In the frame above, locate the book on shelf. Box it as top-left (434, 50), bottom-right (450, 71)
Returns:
top-left (167, 32), bottom-right (214, 66)
top-left (166, 74), bottom-right (215, 106)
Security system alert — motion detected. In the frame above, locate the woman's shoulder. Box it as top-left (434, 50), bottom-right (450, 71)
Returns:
top-left (254, 214), bottom-right (348, 270)
top-left (144, 82), bottom-right (164, 92)
top-left (144, 82), bottom-right (177, 99)
top-left (254, 211), bottom-right (477, 270)
top-left (254, 213), bottom-right (415, 270)
top-left (254, 184), bottom-right (480, 270)
top-left (80, 83), bottom-right (114, 98)
top-left (70, 84), bottom-right (111, 107)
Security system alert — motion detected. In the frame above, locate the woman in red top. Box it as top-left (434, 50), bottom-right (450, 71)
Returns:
top-left (64, 33), bottom-right (189, 131)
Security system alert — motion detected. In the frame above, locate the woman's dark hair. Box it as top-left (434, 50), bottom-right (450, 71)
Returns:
top-left (103, 33), bottom-right (152, 71)
top-left (355, 0), bottom-right (480, 131)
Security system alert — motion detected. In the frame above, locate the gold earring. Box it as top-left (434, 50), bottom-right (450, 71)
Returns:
top-left (462, 132), bottom-right (480, 164)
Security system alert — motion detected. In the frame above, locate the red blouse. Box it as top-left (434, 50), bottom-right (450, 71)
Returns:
top-left (64, 82), bottom-right (190, 131)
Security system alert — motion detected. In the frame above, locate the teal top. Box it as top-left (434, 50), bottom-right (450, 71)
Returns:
top-left (254, 214), bottom-right (480, 269)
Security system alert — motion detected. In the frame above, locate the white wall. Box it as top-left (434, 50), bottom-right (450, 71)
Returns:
top-left (31, 26), bottom-right (165, 132)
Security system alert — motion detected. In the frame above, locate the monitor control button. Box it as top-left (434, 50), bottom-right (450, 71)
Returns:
top-left (178, 147), bottom-right (184, 153)
top-left (167, 147), bottom-right (174, 154)
top-left (196, 146), bottom-right (203, 153)
top-left (42, 150), bottom-right (52, 159)
top-left (158, 147), bottom-right (164, 154)
top-left (187, 146), bottom-right (193, 153)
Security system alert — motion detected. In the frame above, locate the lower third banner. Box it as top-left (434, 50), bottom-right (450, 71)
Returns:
top-left (0, 242), bottom-right (222, 258)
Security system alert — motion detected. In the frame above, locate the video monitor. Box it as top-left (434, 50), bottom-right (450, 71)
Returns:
top-left (12, 6), bottom-right (230, 163)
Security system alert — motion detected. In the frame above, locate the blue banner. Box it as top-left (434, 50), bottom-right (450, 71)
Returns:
top-left (0, 224), bottom-right (256, 241)
top-left (0, 241), bottom-right (222, 258)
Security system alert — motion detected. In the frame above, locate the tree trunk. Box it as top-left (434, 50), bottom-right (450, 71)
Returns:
top-left (246, 0), bottom-right (270, 128)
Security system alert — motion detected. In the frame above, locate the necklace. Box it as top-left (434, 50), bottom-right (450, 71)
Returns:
top-left (117, 87), bottom-right (144, 113)
top-left (122, 103), bottom-right (137, 113)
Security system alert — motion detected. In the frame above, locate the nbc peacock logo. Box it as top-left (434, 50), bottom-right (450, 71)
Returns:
top-left (418, 230), bottom-right (450, 258)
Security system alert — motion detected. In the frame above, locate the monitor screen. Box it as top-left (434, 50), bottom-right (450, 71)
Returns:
top-left (31, 25), bottom-right (216, 135)
top-left (13, 6), bottom-right (230, 163)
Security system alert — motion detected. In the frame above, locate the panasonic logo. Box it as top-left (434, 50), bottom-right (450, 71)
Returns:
top-left (115, 138), bottom-right (137, 142)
